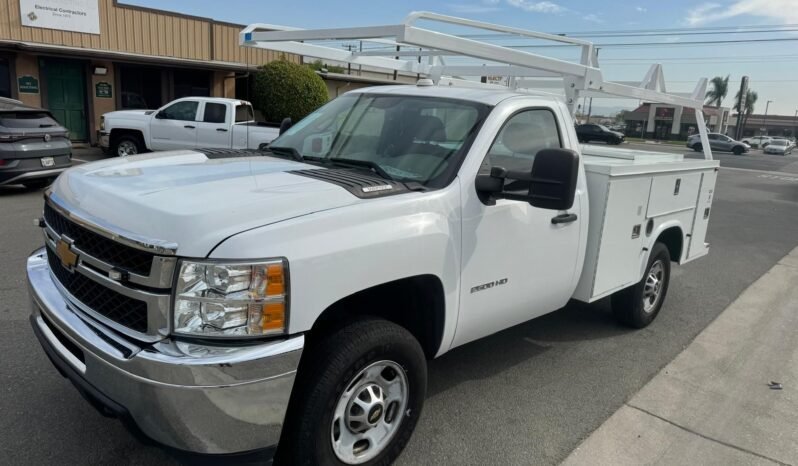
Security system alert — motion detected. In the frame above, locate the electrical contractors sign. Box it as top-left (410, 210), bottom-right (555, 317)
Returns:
top-left (20, 0), bottom-right (100, 35)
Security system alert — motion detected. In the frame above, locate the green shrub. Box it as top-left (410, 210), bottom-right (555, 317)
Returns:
top-left (252, 59), bottom-right (329, 123)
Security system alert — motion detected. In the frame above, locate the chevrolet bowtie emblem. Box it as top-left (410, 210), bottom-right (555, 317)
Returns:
top-left (55, 238), bottom-right (79, 270)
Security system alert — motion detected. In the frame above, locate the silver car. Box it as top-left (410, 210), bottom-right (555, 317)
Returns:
top-left (0, 97), bottom-right (72, 189)
top-left (687, 132), bottom-right (749, 155)
top-left (763, 139), bottom-right (793, 156)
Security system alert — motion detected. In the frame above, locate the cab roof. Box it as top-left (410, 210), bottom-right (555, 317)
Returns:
top-left (348, 84), bottom-right (563, 106)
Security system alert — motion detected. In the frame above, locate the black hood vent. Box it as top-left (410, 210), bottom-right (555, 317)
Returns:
top-left (290, 168), bottom-right (410, 199)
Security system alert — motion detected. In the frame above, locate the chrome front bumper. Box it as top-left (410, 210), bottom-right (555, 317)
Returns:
top-left (27, 248), bottom-right (303, 455)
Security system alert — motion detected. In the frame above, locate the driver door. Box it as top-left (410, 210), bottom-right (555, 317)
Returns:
top-left (454, 108), bottom-right (583, 348)
top-left (150, 100), bottom-right (199, 150)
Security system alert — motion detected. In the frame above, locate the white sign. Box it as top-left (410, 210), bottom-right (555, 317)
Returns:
top-left (20, 0), bottom-right (100, 35)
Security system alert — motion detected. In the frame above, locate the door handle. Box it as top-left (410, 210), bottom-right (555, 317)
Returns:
top-left (551, 213), bottom-right (578, 225)
top-left (216, 128), bottom-right (228, 132)
top-left (184, 125), bottom-right (196, 129)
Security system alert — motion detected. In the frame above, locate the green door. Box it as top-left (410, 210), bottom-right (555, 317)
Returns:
top-left (43, 59), bottom-right (87, 141)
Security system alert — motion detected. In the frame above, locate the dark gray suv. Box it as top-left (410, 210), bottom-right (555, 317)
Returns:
top-left (0, 97), bottom-right (72, 189)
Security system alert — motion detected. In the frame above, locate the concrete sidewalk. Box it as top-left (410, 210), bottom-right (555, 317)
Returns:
top-left (563, 247), bottom-right (798, 466)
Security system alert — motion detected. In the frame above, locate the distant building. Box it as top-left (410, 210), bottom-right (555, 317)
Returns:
top-left (727, 114), bottom-right (797, 138)
top-left (0, 0), bottom-right (412, 144)
top-left (623, 103), bottom-right (730, 140)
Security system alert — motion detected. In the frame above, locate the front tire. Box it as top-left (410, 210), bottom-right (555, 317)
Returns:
top-left (112, 134), bottom-right (143, 157)
top-left (692, 143), bottom-right (702, 152)
top-left (733, 146), bottom-right (744, 155)
top-left (279, 319), bottom-right (427, 466)
top-left (611, 242), bottom-right (671, 328)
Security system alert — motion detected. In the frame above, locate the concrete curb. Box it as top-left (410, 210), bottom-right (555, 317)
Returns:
top-left (562, 246), bottom-right (798, 466)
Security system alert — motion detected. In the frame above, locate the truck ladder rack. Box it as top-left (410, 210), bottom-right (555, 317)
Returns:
top-left (240, 12), bottom-right (713, 160)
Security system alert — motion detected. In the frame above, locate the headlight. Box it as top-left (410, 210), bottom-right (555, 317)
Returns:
top-left (173, 259), bottom-right (288, 338)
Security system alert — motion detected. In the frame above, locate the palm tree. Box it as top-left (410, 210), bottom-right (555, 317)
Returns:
top-left (734, 89), bottom-right (758, 132)
top-left (705, 75), bottom-right (730, 107)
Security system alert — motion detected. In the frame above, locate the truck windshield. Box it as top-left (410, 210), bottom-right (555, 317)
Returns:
top-left (269, 93), bottom-right (490, 186)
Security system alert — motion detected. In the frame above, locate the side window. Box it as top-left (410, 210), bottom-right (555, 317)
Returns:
top-left (235, 104), bottom-right (254, 123)
top-left (484, 109), bottom-right (562, 173)
top-left (159, 101), bottom-right (198, 121)
top-left (708, 134), bottom-right (719, 140)
top-left (203, 103), bottom-right (227, 124)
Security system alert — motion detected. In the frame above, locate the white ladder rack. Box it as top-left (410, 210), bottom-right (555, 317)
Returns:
top-left (240, 11), bottom-right (713, 160)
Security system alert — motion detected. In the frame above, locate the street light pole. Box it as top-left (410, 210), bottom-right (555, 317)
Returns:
top-left (763, 100), bottom-right (773, 135)
top-left (793, 109), bottom-right (797, 139)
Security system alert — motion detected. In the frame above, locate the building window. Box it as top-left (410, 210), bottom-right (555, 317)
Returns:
top-left (0, 58), bottom-right (10, 98)
top-left (174, 69), bottom-right (210, 99)
top-left (119, 65), bottom-right (163, 109)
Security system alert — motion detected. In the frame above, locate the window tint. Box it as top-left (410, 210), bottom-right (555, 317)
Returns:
top-left (160, 101), bottom-right (198, 121)
top-left (0, 112), bottom-right (61, 128)
top-left (484, 109), bottom-right (562, 172)
top-left (235, 104), bottom-right (254, 123)
top-left (203, 103), bottom-right (227, 123)
top-left (708, 134), bottom-right (719, 140)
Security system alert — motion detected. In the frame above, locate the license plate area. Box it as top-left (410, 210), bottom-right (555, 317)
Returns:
top-left (41, 156), bottom-right (55, 167)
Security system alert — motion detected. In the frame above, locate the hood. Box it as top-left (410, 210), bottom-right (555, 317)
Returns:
top-left (103, 109), bottom-right (155, 119)
top-left (50, 151), bottom-right (361, 256)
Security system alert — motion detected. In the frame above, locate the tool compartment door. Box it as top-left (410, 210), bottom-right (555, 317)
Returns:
top-left (592, 176), bottom-right (652, 297)
top-left (687, 169), bottom-right (717, 260)
top-left (647, 172), bottom-right (702, 217)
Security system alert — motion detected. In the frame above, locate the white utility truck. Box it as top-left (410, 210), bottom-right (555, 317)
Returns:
top-left (98, 97), bottom-right (280, 156)
top-left (28, 13), bottom-right (718, 465)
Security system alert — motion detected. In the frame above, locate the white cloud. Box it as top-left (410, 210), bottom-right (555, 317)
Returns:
top-left (448, 3), bottom-right (502, 13)
top-left (506, 0), bottom-right (565, 14)
top-left (583, 13), bottom-right (604, 23)
top-left (635, 6), bottom-right (647, 12)
top-left (686, 0), bottom-right (798, 26)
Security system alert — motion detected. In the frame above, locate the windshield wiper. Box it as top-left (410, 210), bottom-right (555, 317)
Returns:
top-left (267, 145), bottom-right (303, 162)
top-left (327, 158), bottom-right (393, 181)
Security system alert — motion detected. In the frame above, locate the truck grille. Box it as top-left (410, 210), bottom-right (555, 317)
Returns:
top-left (44, 203), bottom-right (154, 276)
top-left (46, 248), bottom-right (149, 333)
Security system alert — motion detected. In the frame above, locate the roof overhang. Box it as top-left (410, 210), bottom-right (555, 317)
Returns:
top-left (0, 40), bottom-right (254, 72)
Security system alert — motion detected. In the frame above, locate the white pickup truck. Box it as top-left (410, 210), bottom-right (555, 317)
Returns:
top-left (27, 14), bottom-right (719, 466)
top-left (98, 97), bottom-right (280, 157)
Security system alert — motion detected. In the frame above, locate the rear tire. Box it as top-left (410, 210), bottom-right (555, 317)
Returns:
top-left (22, 177), bottom-right (54, 189)
top-left (611, 242), bottom-right (671, 328)
top-left (112, 134), bottom-right (144, 157)
top-left (278, 318), bottom-right (427, 466)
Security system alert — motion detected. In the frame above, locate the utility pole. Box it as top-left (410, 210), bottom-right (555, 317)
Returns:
top-left (793, 109), bottom-right (797, 139)
top-left (734, 76), bottom-right (748, 141)
top-left (342, 44), bottom-right (356, 75)
top-left (763, 100), bottom-right (773, 135)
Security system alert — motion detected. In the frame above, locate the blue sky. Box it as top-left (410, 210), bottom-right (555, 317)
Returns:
top-left (127, 0), bottom-right (798, 116)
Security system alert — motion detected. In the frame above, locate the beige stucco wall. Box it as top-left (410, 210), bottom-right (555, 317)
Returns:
top-left (14, 53), bottom-right (41, 107)
top-left (212, 71), bottom-right (236, 98)
top-left (90, 60), bottom-right (116, 135)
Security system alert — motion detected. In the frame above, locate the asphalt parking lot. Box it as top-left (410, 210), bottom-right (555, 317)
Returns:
top-left (1, 147), bottom-right (798, 465)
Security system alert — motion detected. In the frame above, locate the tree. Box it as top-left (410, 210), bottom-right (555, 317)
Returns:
top-left (305, 59), bottom-right (345, 74)
top-left (705, 75), bottom-right (730, 107)
top-left (733, 89), bottom-right (758, 132)
top-left (252, 58), bottom-right (329, 123)
top-left (615, 109), bottom-right (629, 123)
